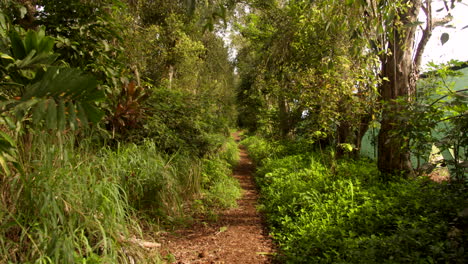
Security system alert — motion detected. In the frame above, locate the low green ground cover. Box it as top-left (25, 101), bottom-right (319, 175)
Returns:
top-left (242, 136), bottom-right (468, 263)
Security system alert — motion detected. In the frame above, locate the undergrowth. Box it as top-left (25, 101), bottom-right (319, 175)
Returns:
top-left (242, 135), bottom-right (468, 263)
top-left (0, 133), bottom-right (241, 263)
top-left (195, 137), bottom-right (242, 219)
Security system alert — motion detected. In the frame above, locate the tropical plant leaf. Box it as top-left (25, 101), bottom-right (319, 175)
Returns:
top-left (6, 28), bottom-right (58, 73)
top-left (76, 103), bottom-right (89, 128)
top-left (32, 99), bottom-right (47, 125)
top-left (9, 30), bottom-right (26, 59)
top-left (81, 102), bottom-right (104, 124)
top-left (0, 130), bottom-right (16, 175)
top-left (6, 67), bottom-right (105, 130)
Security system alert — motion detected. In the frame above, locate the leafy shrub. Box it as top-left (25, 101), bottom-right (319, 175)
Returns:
top-left (240, 135), bottom-right (281, 164)
top-left (201, 157), bottom-right (241, 209)
top-left (244, 136), bottom-right (468, 263)
top-left (145, 87), bottom-right (230, 157)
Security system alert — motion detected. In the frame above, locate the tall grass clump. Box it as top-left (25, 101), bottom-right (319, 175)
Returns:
top-left (0, 132), bottom-right (242, 263)
top-left (101, 139), bottom-right (204, 221)
top-left (243, 136), bottom-right (468, 263)
top-left (0, 134), bottom-right (160, 263)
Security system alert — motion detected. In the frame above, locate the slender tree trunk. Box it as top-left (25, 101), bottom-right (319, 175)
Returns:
top-left (377, 0), bottom-right (422, 176)
top-left (336, 120), bottom-right (351, 158)
top-left (168, 65), bottom-right (174, 89)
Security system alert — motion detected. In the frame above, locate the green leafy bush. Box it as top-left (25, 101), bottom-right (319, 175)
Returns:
top-left (240, 135), bottom-right (282, 164)
top-left (145, 87), bottom-right (230, 157)
top-left (244, 136), bottom-right (468, 263)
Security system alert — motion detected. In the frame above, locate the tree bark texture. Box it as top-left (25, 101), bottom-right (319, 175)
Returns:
top-left (377, 0), bottom-right (422, 176)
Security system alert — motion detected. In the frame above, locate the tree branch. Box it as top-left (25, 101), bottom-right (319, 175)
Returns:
top-left (413, 0), bottom-right (432, 71)
top-left (414, 1), bottom-right (454, 71)
top-left (434, 15), bottom-right (453, 27)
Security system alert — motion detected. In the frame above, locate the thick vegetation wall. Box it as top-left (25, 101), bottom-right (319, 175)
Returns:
top-left (0, 0), bottom-right (240, 262)
top-left (242, 136), bottom-right (468, 263)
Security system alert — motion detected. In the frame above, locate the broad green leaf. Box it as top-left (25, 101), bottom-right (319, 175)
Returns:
top-left (24, 30), bottom-right (38, 53)
top-left (0, 53), bottom-right (14, 61)
top-left (0, 13), bottom-right (6, 30)
top-left (81, 102), bottom-right (104, 124)
top-left (19, 6), bottom-right (27, 19)
top-left (15, 49), bottom-right (37, 68)
top-left (37, 35), bottom-right (55, 53)
top-left (9, 30), bottom-right (26, 59)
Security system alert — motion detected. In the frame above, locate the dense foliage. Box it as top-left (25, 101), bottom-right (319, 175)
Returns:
top-left (242, 136), bottom-right (468, 263)
top-left (235, 0), bottom-right (466, 176)
top-left (234, 1), bottom-right (467, 263)
top-left (0, 0), bottom-right (241, 262)
top-left (0, 0), bottom-right (466, 262)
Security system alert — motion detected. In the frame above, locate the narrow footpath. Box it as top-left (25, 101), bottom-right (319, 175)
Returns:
top-left (161, 132), bottom-right (275, 264)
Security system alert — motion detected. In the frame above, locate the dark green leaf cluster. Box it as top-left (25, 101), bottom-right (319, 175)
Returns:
top-left (0, 12), bottom-right (105, 150)
top-left (243, 136), bottom-right (468, 263)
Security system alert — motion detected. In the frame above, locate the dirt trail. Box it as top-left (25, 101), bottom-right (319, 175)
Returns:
top-left (160, 132), bottom-right (275, 263)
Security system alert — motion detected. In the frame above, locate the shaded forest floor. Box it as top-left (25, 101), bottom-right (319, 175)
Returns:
top-left (160, 132), bottom-right (275, 263)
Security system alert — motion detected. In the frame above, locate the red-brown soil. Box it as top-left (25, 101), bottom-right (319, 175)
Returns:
top-left (160, 133), bottom-right (275, 264)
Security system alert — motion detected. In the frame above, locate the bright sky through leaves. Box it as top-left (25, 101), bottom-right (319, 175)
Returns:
top-left (420, 0), bottom-right (468, 68)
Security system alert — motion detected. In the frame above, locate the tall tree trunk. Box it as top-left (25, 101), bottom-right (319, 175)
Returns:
top-left (377, 0), bottom-right (422, 176)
